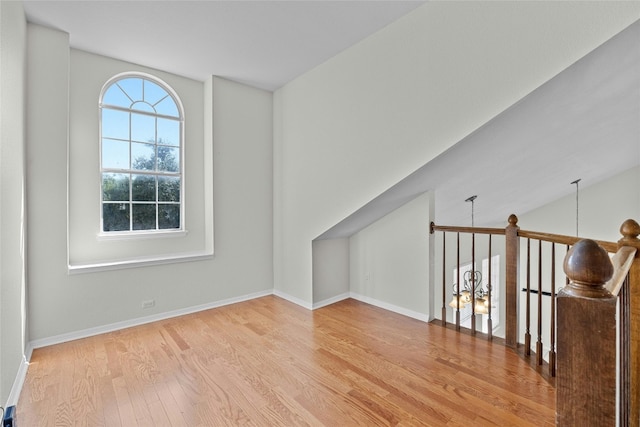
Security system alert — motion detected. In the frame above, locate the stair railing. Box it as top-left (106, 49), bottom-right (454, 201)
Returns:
top-left (431, 216), bottom-right (640, 425)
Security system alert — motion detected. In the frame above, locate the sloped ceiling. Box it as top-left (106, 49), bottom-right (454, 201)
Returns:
top-left (21, 2), bottom-right (639, 237)
top-left (318, 19), bottom-right (640, 238)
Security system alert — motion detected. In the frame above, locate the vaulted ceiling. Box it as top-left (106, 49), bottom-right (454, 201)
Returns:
top-left (22, 2), bottom-right (640, 235)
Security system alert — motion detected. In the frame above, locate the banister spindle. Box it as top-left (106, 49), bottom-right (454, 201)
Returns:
top-left (487, 235), bottom-right (493, 340)
top-left (549, 243), bottom-right (556, 377)
top-left (442, 231), bottom-right (446, 327)
top-left (525, 238), bottom-right (531, 356)
top-left (617, 219), bottom-right (640, 426)
top-left (536, 241), bottom-right (543, 366)
top-left (456, 232), bottom-right (461, 331)
top-left (471, 232), bottom-right (476, 334)
top-left (557, 239), bottom-right (616, 427)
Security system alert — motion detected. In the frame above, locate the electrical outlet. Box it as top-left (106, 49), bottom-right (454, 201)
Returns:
top-left (141, 299), bottom-right (155, 309)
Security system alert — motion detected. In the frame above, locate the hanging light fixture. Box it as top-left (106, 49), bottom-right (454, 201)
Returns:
top-left (465, 195), bottom-right (477, 226)
top-left (449, 270), bottom-right (487, 310)
top-left (571, 179), bottom-right (581, 237)
top-left (449, 195), bottom-right (490, 314)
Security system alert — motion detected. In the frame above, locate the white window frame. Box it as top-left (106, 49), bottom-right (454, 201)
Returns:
top-left (98, 72), bottom-right (185, 238)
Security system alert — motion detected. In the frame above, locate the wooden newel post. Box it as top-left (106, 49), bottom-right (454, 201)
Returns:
top-left (505, 214), bottom-right (519, 348)
top-left (557, 239), bottom-right (616, 426)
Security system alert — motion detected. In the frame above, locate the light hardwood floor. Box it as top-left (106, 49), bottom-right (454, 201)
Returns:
top-left (18, 296), bottom-right (555, 426)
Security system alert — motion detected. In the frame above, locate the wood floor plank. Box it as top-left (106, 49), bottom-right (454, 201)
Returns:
top-left (18, 296), bottom-right (555, 425)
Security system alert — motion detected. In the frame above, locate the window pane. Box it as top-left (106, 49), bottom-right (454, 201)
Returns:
top-left (155, 96), bottom-right (179, 118)
top-left (132, 204), bottom-right (156, 230)
top-left (102, 138), bottom-right (130, 169)
top-left (158, 176), bottom-right (180, 202)
top-left (157, 146), bottom-right (180, 172)
top-left (157, 118), bottom-right (180, 146)
top-left (131, 113), bottom-right (155, 143)
top-left (118, 78), bottom-right (143, 102)
top-left (102, 173), bottom-right (129, 201)
top-left (131, 101), bottom-right (155, 114)
top-left (132, 174), bottom-right (156, 201)
top-left (131, 142), bottom-right (155, 171)
top-left (144, 79), bottom-right (168, 106)
top-left (102, 109), bottom-right (129, 140)
top-left (159, 204), bottom-right (180, 229)
top-left (100, 74), bottom-right (183, 234)
top-left (103, 203), bottom-right (130, 231)
top-left (103, 85), bottom-right (131, 108)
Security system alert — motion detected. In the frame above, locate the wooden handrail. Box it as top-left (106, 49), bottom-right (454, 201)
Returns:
top-left (518, 229), bottom-right (618, 253)
top-left (606, 246), bottom-right (637, 296)
top-left (430, 223), bottom-right (618, 252)
top-left (430, 223), bottom-right (505, 236)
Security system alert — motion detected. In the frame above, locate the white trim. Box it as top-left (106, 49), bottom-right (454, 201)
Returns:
top-left (29, 289), bottom-right (272, 350)
top-left (6, 354), bottom-right (29, 407)
top-left (68, 250), bottom-right (213, 274)
top-left (312, 292), bottom-right (350, 310)
top-left (97, 229), bottom-right (188, 241)
top-left (272, 289), bottom-right (313, 310)
top-left (349, 292), bottom-right (430, 322)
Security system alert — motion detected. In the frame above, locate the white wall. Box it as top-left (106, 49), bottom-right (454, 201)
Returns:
top-left (0, 0), bottom-right (27, 406)
top-left (350, 193), bottom-right (431, 318)
top-left (273, 1), bottom-right (640, 306)
top-left (518, 166), bottom-right (640, 243)
top-left (26, 24), bottom-right (274, 342)
top-left (312, 238), bottom-right (349, 306)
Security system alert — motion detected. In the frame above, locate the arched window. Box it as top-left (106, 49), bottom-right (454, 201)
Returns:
top-left (99, 73), bottom-right (184, 233)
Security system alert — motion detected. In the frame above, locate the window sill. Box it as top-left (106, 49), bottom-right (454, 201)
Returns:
top-left (68, 250), bottom-right (213, 274)
top-left (97, 229), bottom-right (188, 241)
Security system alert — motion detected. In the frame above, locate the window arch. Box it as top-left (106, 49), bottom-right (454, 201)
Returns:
top-left (99, 73), bottom-right (184, 233)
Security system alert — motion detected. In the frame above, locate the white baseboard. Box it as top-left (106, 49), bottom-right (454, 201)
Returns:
top-left (28, 289), bottom-right (273, 350)
top-left (312, 292), bottom-right (350, 309)
top-left (6, 354), bottom-right (29, 407)
top-left (272, 289), bottom-right (313, 309)
top-left (349, 292), bottom-right (429, 322)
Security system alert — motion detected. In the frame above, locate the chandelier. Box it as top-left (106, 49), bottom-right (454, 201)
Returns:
top-left (448, 270), bottom-right (490, 314)
top-left (448, 195), bottom-right (491, 314)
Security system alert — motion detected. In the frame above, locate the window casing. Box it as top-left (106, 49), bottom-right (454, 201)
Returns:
top-left (99, 73), bottom-right (184, 234)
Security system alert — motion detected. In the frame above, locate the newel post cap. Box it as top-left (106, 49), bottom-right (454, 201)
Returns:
top-left (618, 219), bottom-right (640, 247)
top-left (507, 214), bottom-right (518, 227)
top-left (563, 239), bottom-right (613, 298)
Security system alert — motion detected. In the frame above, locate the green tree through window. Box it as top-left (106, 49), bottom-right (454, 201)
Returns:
top-left (100, 74), bottom-right (183, 233)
